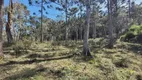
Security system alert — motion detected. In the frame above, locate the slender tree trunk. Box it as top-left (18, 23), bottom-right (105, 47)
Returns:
top-left (92, 6), bottom-right (96, 39)
top-left (6, 23), bottom-right (13, 42)
top-left (128, 0), bottom-right (131, 18)
top-left (0, 0), bottom-right (4, 57)
top-left (92, 22), bottom-right (96, 38)
top-left (19, 20), bottom-right (23, 40)
top-left (80, 26), bottom-right (83, 40)
top-left (108, 0), bottom-right (114, 48)
top-left (76, 28), bottom-right (78, 40)
top-left (103, 27), bottom-right (106, 37)
top-left (83, 0), bottom-right (92, 57)
top-left (6, 0), bottom-right (13, 43)
top-left (40, 0), bottom-right (43, 42)
top-left (65, 0), bottom-right (68, 40)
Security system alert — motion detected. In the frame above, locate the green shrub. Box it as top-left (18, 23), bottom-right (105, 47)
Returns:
top-left (121, 24), bottom-right (142, 43)
top-left (124, 32), bottom-right (136, 42)
top-left (23, 39), bottom-right (32, 49)
top-left (12, 40), bottom-right (32, 56)
top-left (13, 41), bottom-right (25, 56)
top-left (136, 33), bottom-right (142, 43)
top-left (129, 24), bottom-right (142, 35)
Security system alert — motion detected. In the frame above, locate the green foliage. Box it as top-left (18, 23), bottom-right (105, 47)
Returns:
top-left (124, 31), bottom-right (136, 42)
top-left (23, 39), bottom-right (32, 49)
top-left (136, 33), bottom-right (142, 43)
top-left (129, 24), bottom-right (142, 35)
top-left (12, 40), bottom-right (32, 56)
top-left (13, 41), bottom-right (25, 55)
top-left (121, 24), bottom-right (142, 43)
top-left (1, 40), bottom-right (142, 80)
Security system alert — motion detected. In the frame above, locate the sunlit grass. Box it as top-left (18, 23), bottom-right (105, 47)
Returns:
top-left (1, 38), bottom-right (142, 80)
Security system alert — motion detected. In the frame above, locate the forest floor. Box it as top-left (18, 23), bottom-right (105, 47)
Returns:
top-left (0, 38), bottom-right (142, 80)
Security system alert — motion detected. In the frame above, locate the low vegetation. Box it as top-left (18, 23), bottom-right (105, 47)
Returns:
top-left (0, 0), bottom-right (142, 80)
top-left (1, 39), bottom-right (142, 80)
top-left (121, 25), bottom-right (142, 43)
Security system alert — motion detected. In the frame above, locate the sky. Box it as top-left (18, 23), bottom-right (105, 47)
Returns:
top-left (4, 0), bottom-right (64, 21)
top-left (4, 0), bottom-right (142, 20)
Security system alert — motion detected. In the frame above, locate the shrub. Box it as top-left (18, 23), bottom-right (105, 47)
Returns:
top-left (12, 40), bottom-right (32, 57)
top-left (121, 24), bottom-right (142, 43)
top-left (129, 24), bottom-right (142, 35)
top-left (13, 41), bottom-right (25, 56)
top-left (136, 33), bottom-right (142, 43)
top-left (23, 39), bottom-right (32, 49)
top-left (124, 32), bottom-right (136, 42)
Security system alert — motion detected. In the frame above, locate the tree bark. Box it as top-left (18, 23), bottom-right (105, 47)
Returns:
top-left (65, 0), bottom-right (68, 40)
top-left (92, 22), bottom-right (96, 38)
top-left (80, 26), bottom-right (83, 40)
top-left (128, 0), bottom-right (131, 18)
top-left (6, 23), bottom-right (13, 42)
top-left (108, 0), bottom-right (114, 48)
top-left (83, 0), bottom-right (92, 57)
top-left (92, 6), bottom-right (97, 39)
top-left (6, 0), bottom-right (13, 43)
top-left (76, 28), bottom-right (78, 40)
top-left (0, 0), bottom-right (4, 57)
top-left (40, 0), bottom-right (43, 42)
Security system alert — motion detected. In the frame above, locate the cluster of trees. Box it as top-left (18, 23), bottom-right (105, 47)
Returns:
top-left (0, 0), bottom-right (142, 58)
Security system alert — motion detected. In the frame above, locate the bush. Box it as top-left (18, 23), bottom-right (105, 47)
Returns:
top-left (13, 41), bottom-right (25, 56)
top-left (136, 33), bottom-right (142, 43)
top-left (123, 32), bottom-right (136, 42)
top-left (129, 24), bottom-right (142, 35)
top-left (12, 40), bottom-right (32, 57)
top-left (23, 39), bottom-right (32, 49)
top-left (121, 24), bottom-right (142, 43)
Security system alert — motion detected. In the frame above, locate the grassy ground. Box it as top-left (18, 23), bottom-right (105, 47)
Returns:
top-left (0, 38), bottom-right (142, 80)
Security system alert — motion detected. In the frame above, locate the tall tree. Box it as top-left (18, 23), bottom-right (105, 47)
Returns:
top-left (28, 0), bottom-right (54, 42)
top-left (40, 0), bottom-right (44, 42)
top-left (80, 0), bottom-right (104, 57)
top-left (65, 0), bottom-right (68, 40)
top-left (54, 0), bottom-right (71, 40)
top-left (83, 0), bottom-right (92, 57)
top-left (107, 0), bottom-right (118, 48)
top-left (6, 0), bottom-right (13, 43)
top-left (128, 0), bottom-right (131, 18)
top-left (0, 0), bottom-right (4, 58)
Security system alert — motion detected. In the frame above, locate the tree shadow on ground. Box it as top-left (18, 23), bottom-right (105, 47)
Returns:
top-left (127, 44), bottom-right (142, 54)
top-left (0, 65), bottom-right (16, 80)
top-left (117, 43), bottom-right (142, 54)
top-left (3, 42), bottom-right (14, 48)
top-left (3, 64), bottom-right (71, 80)
top-left (0, 65), bottom-right (15, 72)
top-left (3, 66), bottom-right (47, 80)
top-left (0, 53), bottom-right (74, 67)
top-left (26, 53), bottom-right (56, 59)
top-left (4, 51), bottom-right (28, 58)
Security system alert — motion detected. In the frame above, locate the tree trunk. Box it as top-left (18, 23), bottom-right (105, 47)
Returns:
top-left (76, 28), bottom-right (78, 40)
top-left (65, 0), bottom-right (68, 40)
top-left (92, 6), bottom-right (97, 39)
top-left (83, 1), bottom-right (92, 57)
top-left (40, 0), bottom-right (43, 42)
top-left (0, 0), bottom-right (4, 57)
top-left (92, 22), bottom-right (96, 38)
top-left (80, 26), bottom-right (83, 40)
top-left (108, 0), bottom-right (114, 48)
top-left (6, 23), bottom-right (13, 43)
top-left (6, 0), bottom-right (13, 43)
top-left (128, 0), bottom-right (131, 18)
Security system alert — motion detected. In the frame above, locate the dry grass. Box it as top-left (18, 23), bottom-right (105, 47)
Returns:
top-left (0, 39), bottom-right (142, 80)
